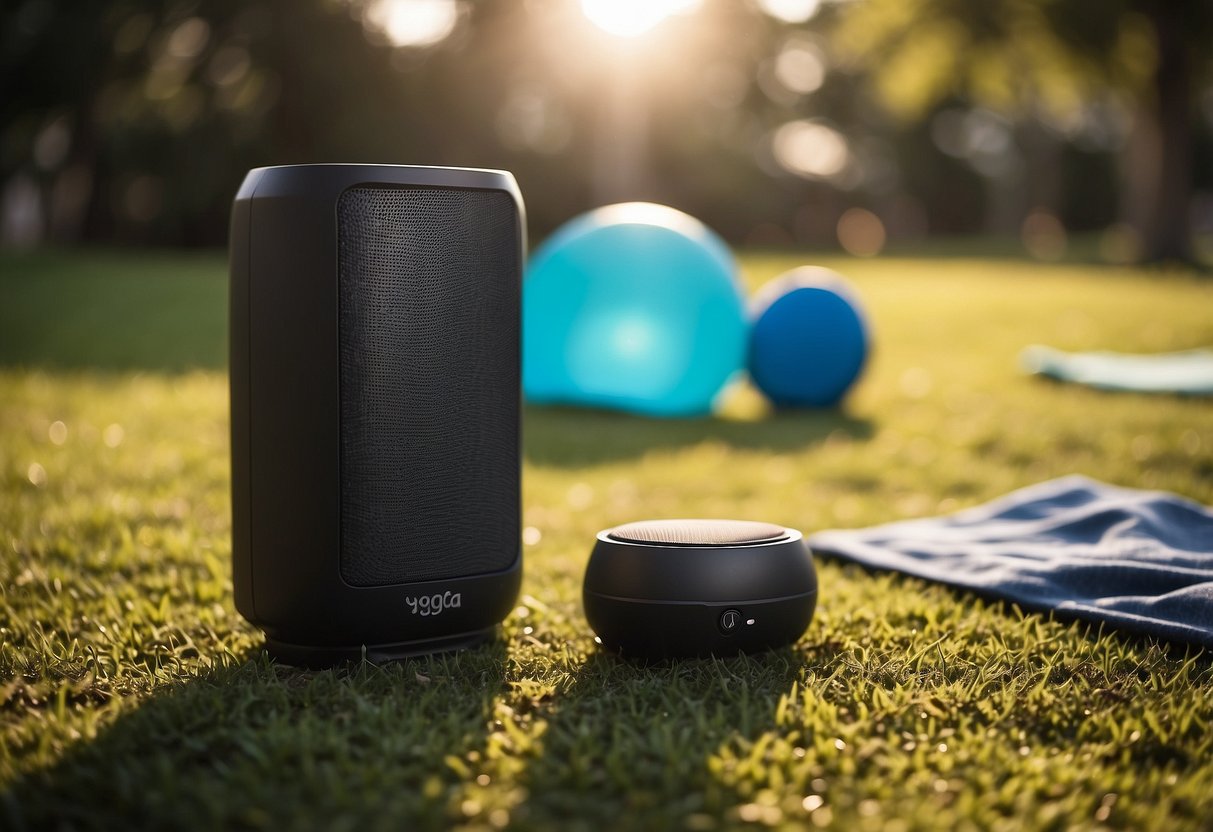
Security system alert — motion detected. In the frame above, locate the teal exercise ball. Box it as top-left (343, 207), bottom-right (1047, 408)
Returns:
top-left (748, 267), bottom-right (870, 408)
top-left (524, 203), bottom-right (747, 417)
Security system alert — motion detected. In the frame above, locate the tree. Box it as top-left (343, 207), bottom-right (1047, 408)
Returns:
top-left (830, 0), bottom-right (1212, 263)
top-left (0, 0), bottom-right (466, 246)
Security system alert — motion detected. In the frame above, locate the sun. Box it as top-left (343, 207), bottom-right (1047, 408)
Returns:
top-left (579, 0), bottom-right (702, 38)
top-left (364, 0), bottom-right (459, 48)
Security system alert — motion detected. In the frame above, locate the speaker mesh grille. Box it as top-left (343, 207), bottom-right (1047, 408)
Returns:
top-left (337, 186), bottom-right (519, 586)
top-left (608, 519), bottom-right (789, 546)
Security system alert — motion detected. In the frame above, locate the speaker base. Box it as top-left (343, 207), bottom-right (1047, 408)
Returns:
top-left (263, 627), bottom-right (497, 669)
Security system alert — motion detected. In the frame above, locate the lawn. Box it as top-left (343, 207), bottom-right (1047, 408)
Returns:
top-left (2, 248), bottom-right (1212, 831)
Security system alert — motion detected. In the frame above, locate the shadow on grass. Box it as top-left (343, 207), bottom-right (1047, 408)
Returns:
top-left (509, 647), bottom-right (820, 826)
top-left (1, 635), bottom-right (842, 829)
top-left (0, 640), bottom-right (818, 830)
top-left (1, 641), bottom-right (509, 830)
top-left (18, 616), bottom-right (1194, 829)
top-left (524, 405), bottom-right (873, 466)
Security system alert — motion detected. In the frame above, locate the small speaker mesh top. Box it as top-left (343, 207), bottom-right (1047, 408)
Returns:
top-left (608, 519), bottom-right (789, 547)
top-left (337, 186), bottom-right (519, 586)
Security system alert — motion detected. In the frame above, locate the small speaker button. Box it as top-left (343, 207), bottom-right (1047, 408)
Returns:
top-left (719, 608), bottom-right (742, 634)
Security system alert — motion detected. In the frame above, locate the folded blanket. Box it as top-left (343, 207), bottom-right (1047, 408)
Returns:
top-left (808, 476), bottom-right (1213, 647)
top-left (1021, 345), bottom-right (1213, 396)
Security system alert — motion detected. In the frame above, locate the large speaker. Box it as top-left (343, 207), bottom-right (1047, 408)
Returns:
top-left (229, 164), bottom-right (524, 666)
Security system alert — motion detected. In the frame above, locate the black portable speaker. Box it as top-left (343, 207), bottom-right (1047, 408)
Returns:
top-left (229, 164), bottom-right (524, 666)
top-left (583, 519), bottom-right (817, 659)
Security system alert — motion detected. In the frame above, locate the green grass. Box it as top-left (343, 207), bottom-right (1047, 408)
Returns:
top-left (0, 250), bottom-right (227, 372)
top-left (2, 248), bottom-right (1212, 830)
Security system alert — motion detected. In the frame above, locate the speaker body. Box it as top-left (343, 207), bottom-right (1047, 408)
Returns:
top-left (583, 519), bottom-right (817, 659)
top-left (230, 164), bottom-right (523, 666)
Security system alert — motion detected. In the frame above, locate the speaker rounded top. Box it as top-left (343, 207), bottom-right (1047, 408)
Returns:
top-left (235, 163), bottom-right (522, 207)
top-left (607, 519), bottom-right (789, 547)
top-left (586, 519), bottom-right (812, 604)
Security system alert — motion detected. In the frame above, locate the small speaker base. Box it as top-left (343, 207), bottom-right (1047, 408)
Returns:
top-left (264, 627), bottom-right (497, 669)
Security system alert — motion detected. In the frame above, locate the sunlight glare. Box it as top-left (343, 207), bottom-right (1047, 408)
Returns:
top-left (756, 0), bottom-right (821, 24)
top-left (611, 316), bottom-right (658, 359)
top-left (580, 0), bottom-right (702, 38)
top-left (592, 203), bottom-right (707, 239)
top-left (836, 208), bottom-right (886, 257)
top-left (772, 120), bottom-right (850, 180)
top-left (365, 0), bottom-right (459, 48)
top-left (774, 40), bottom-right (826, 95)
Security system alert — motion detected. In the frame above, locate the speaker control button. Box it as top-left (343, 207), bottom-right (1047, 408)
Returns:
top-left (719, 608), bottom-right (742, 634)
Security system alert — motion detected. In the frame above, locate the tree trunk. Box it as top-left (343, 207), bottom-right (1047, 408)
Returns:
top-left (1139, 1), bottom-right (1193, 263)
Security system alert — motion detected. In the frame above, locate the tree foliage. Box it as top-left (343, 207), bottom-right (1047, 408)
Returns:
top-left (832, 0), bottom-right (1213, 261)
top-left (1, 0), bottom-right (1209, 257)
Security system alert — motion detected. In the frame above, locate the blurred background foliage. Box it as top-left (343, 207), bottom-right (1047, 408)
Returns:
top-left (2, 0), bottom-right (1211, 262)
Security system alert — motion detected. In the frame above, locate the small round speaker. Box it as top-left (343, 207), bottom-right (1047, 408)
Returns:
top-left (583, 519), bottom-right (817, 659)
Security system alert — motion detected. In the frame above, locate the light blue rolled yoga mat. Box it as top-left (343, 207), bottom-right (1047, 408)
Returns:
top-left (1021, 346), bottom-right (1213, 396)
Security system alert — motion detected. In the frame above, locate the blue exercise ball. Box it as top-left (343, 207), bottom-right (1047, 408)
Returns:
top-left (524, 203), bottom-right (747, 417)
top-left (748, 267), bottom-right (870, 408)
